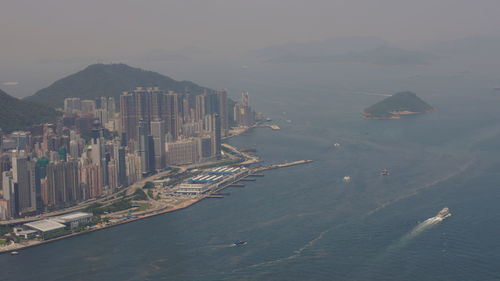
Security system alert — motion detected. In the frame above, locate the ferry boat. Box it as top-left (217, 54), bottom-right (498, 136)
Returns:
top-left (436, 207), bottom-right (451, 219)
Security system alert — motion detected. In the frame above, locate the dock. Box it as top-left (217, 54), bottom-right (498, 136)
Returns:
top-left (228, 183), bottom-right (245, 187)
top-left (207, 195), bottom-right (224, 199)
top-left (254, 159), bottom-right (314, 172)
top-left (240, 178), bottom-right (256, 181)
top-left (213, 192), bottom-right (230, 196)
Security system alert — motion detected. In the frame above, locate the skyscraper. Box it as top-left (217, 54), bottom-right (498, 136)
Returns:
top-left (136, 120), bottom-right (152, 175)
top-left (90, 121), bottom-right (107, 188)
top-left (2, 171), bottom-right (16, 218)
top-left (120, 92), bottom-right (139, 142)
top-left (12, 152), bottom-right (36, 215)
top-left (150, 120), bottom-right (166, 171)
top-left (216, 89), bottom-right (228, 136)
top-left (117, 146), bottom-right (127, 187)
top-left (64, 98), bottom-right (82, 114)
top-left (211, 114), bottom-right (222, 160)
top-left (165, 92), bottom-right (179, 141)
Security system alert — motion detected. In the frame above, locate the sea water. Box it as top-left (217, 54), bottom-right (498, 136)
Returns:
top-left (2, 62), bottom-right (500, 281)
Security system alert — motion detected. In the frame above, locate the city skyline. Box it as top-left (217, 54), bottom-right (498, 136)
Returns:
top-left (0, 87), bottom-right (256, 219)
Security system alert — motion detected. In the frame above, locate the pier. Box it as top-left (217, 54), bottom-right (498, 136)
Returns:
top-left (207, 195), bottom-right (224, 199)
top-left (253, 159), bottom-right (314, 172)
top-left (213, 192), bottom-right (230, 196)
top-left (240, 178), bottom-right (256, 181)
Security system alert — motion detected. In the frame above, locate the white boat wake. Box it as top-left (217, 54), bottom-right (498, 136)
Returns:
top-left (388, 208), bottom-right (451, 251)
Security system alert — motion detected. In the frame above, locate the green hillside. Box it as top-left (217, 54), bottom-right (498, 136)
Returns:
top-left (0, 88), bottom-right (60, 132)
top-left (364, 91), bottom-right (433, 119)
top-left (26, 63), bottom-right (212, 107)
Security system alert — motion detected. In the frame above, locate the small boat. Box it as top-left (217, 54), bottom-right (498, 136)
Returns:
top-left (343, 176), bottom-right (351, 183)
top-left (233, 240), bottom-right (247, 246)
top-left (10, 251), bottom-right (19, 255)
top-left (333, 143), bottom-right (340, 147)
top-left (381, 169), bottom-right (390, 176)
top-left (436, 207), bottom-right (451, 220)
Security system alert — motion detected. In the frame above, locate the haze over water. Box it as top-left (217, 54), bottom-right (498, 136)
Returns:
top-left (3, 60), bottom-right (500, 280)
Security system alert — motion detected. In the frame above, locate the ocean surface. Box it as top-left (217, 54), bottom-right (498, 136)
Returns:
top-left (2, 61), bottom-right (500, 280)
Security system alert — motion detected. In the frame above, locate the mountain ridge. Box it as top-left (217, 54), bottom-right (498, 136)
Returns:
top-left (26, 63), bottom-right (213, 107)
top-left (0, 88), bottom-right (60, 132)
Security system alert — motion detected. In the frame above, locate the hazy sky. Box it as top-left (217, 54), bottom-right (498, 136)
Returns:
top-left (2, 0), bottom-right (500, 96)
top-left (2, 0), bottom-right (500, 61)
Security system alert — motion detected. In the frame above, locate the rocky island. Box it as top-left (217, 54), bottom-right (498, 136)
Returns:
top-left (363, 91), bottom-right (433, 119)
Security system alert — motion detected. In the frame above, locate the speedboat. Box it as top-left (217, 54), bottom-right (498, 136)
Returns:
top-left (233, 240), bottom-right (247, 246)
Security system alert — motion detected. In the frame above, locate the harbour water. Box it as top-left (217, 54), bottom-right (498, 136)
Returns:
top-left (2, 61), bottom-right (500, 280)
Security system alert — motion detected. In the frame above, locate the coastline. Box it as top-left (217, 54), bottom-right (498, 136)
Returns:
top-left (0, 125), bottom-right (255, 227)
top-left (0, 124), bottom-right (312, 255)
top-left (363, 109), bottom-right (433, 120)
top-left (0, 198), bottom-right (200, 254)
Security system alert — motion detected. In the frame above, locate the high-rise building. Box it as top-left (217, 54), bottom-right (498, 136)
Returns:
top-left (120, 92), bottom-right (139, 142)
top-left (165, 92), bottom-right (179, 141)
top-left (90, 121), bottom-right (107, 188)
top-left (216, 89), bottom-right (228, 136)
top-left (95, 109), bottom-right (109, 126)
top-left (12, 152), bottom-right (36, 215)
top-left (234, 92), bottom-right (255, 127)
top-left (166, 139), bottom-right (199, 165)
top-left (64, 98), bottom-right (82, 114)
top-left (120, 87), bottom-right (171, 142)
top-left (99, 97), bottom-right (116, 119)
top-left (107, 160), bottom-right (118, 192)
top-left (117, 147), bottom-right (127, 187)
top-left (195, 94), bottom-right (206, 122)
top-left (2, 171), bottom-right (16, 218)
top-left (196, 136), bottom-right (212, 160)
top-left (11, 131), bottom-right (31, 151)
top-left (241, 92), bottom-right (249, 107)
top-left (211, 114), bottom-right (222, 159)
top-left (81, 100), bottom-right (96, 116)
top-left (125, 153), bottom-right (142, 185)
top-left (150, 120), bottom-right (166, 171)
top-left (34, 157), bottom-right (48, 210)
top-left (44, 161), bottom-right (80, 207)
top-left (136, 120), bottom-right (152, 175)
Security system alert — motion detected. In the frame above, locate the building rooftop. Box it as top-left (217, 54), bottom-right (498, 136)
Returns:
top-left (54, 212), bottom-right (92, 223)
top-left (24, 219), bottom-right (65, 233)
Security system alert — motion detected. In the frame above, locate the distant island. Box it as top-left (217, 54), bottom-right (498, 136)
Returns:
top-left (363, 91), bottom-right (433, 119)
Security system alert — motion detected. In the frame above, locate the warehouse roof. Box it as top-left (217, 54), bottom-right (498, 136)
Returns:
top-left (24, 219), bottom-right (65, 233)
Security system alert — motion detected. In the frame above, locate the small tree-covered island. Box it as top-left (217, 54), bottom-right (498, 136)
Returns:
top-left (363, 91), bottom-right (434, 119)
